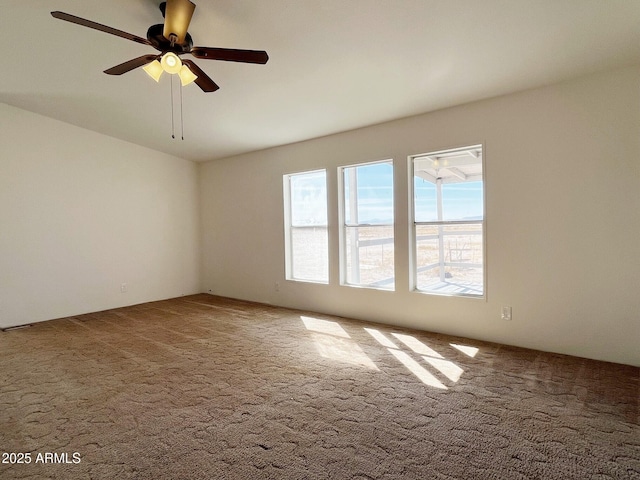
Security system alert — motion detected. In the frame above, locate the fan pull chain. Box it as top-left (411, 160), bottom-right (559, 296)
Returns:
top-left (180, 81), bottom-right (184, 141)
top-left (170, 74), bottom-right (175, 139)
top-left (168, 75), bottom-right (186, 140)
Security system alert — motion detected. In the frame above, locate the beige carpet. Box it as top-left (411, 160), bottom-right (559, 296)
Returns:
top-left (1, 294), bottom-right (638, 479)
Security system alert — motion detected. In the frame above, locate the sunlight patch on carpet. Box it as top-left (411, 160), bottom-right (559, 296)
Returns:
top-left (302, 316), bottom-right (377, 370)
top-left (392, 333), bottom-right (444, 358)
top-left (422, 356), bottom-right (464, 382)
top-left (364, 328), bottom-right (398, 348)
top-left (388, 348), bottom-right (447, 389)
top-left (302, 316), bottom-right (351, 338)
top-left (450, 343), bottom-right (479, 357)
top-left (303, 318), bottom-right (466, 386)
top-left (310, 333), bottom-right (379, 370)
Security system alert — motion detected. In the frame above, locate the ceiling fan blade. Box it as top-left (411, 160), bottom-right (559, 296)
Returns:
top-left (163, 0), bottom-right (196, 45)
top-left (182, 60), bottom-right (220, 92)
top-left (190, 47), bottom-right (269, 64)
top-left (104, 55), bottom-right (159, 75)
top-left (51, 11), bottom-right (151, 47)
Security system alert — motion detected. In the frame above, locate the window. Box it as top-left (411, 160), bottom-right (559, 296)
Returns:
top-left (340, 160), bottom-right (394, 289)
top-left (284, 170), bottom-right (328, 283)
top-left (411, 145), bottom-right (484, 296)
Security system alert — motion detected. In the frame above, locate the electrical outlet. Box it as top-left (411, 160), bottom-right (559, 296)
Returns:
top-left (120, 283), bottom-right (127, 293)
top-left (274, 282), bottom-right (280, 292)
top-left (501, 306), bottom-right (512, 321)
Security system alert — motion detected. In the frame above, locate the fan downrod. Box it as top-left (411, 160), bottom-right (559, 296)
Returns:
top-left (147, 23), bottom-right (193, 52)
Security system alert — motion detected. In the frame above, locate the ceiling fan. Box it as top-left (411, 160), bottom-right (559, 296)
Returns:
top-left (51, 0), bottom-right (269, 93)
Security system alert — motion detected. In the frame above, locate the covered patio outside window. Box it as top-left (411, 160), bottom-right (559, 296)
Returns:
top-left (413, 146), bottom-right (484, 296)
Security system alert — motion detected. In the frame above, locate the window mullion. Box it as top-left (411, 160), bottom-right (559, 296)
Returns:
top-left (347, 167), bottom-right (360, 285)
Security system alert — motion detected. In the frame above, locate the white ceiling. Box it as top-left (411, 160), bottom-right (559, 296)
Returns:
top-left (2, 0), bottom-right (640, 162)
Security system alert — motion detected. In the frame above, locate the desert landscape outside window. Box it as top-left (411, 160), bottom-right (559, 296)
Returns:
top-left (340, 160), bottom-right (395, 289)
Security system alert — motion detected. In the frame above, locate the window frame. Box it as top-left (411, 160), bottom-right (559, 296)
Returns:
top-left (409, 145), bottom-right (486, 298)
top-left (338, 159), bottom-right (395, 290)
top-left (283, 169), bottom-right (329, 284)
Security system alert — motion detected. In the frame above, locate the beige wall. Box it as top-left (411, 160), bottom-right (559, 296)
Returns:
top-left (0, 103), bottom-right (201, 328)
top-left (1, 66), bottom-right (637, 366)
top-left (200, 66), bottom-right (640, 366)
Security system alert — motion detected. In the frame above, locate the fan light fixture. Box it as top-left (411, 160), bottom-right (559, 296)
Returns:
top-left (142, 60), bottom-right (163, 82)
top-left (160, 52), bottom-right (182, 74)
top-left (178, 65), bottom-right (197, 86)
top-left (143, 52), bottom-right (197, 86)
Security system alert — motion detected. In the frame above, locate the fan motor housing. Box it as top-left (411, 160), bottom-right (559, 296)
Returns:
top-left (146, 24), bottom-right (193, 53)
